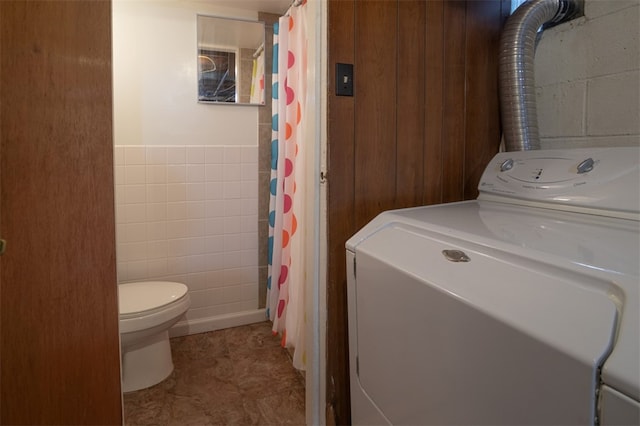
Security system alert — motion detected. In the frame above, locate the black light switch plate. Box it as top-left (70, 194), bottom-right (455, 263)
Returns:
top-left (336, 63), bottom-right (353, 96)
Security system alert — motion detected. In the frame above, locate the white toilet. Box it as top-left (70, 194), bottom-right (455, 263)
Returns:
top-left (118, 281), bottom-right (191, 393)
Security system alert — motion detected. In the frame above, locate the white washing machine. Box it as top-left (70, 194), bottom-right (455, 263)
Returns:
top-left (346, 147), bottom-right (639, 425)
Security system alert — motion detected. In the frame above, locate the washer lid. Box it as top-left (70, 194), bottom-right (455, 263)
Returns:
top-left (118, 281), bottom-right (188, 315)
top-left (347, 199), bottom-right (639, 402)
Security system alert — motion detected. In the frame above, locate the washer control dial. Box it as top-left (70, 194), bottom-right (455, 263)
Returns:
top-left (500, 158), bottom-right (514, 172)
top-left (577, 157), bottom-right (595, 174)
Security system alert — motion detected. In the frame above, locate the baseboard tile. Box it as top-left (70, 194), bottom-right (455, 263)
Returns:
top-left (169, 309), bottom-right (267, 338)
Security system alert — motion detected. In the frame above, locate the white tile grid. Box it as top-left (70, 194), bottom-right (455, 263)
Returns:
top-left (115, 145), bottom-right (259, 316)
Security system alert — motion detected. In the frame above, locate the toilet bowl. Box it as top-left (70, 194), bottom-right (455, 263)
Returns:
top-left (118, 281), bottom-right (191, 393)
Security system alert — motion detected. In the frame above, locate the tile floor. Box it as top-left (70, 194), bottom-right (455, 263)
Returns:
top-left (123, 322), bottom-right (306, 425)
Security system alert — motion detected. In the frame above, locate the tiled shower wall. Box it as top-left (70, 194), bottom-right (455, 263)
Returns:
top-left (257, 12), bottom-right (280, 310)
top-left (114, 145), bottom-right (259, 323)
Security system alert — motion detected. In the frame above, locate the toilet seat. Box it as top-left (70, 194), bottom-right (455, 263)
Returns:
top-left (119, 281), bottom-right (188, 316)
top-left (119, 281), bottom-right (190, 334)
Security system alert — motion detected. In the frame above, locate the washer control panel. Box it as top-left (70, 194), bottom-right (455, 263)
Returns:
top-left (478, 147), bottom-right (640, 215)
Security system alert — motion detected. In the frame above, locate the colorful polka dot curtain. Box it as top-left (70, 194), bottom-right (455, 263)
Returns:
top-left (266, 1), bottom-right (307, 370)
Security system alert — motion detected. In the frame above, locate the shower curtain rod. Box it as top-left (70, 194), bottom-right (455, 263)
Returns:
top-left (284, 0), bottom-right (304, 15)
top-left (252, 43), bottom-right (264, 59)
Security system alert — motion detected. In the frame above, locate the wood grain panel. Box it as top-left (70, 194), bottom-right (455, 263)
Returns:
top-left (442, 0), bottom-right (468, 203)
top-left (326, 1), bottom-right (504, 422)
top-left (463, 0), bottom-right (509, 199)
top-left (354, 0), bottom-right (398, 230)
top-left (0, 1), bottom-right (122, 424)
top-left (326, 0), bottom-right (355, 424)
top-left (396, 0), bottom-right (427, 208)
top-left (424, 0), bottom-right (445, 205)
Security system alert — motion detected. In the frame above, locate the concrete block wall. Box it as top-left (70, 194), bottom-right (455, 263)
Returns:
top-left (534, 0), bottom-right (640, 148)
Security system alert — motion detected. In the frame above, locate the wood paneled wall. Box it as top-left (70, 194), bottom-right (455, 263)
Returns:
top-left (326, 1), bottom-right (509, 423)
top-left (0, 1), bottom-right (122, 424)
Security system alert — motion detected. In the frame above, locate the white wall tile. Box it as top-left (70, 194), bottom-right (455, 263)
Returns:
top-left (241, 233), bottom-right (258, 250)
top-left (117, 262), bottom-right (127, 281)
top-left (205, 164), bottom-right (224, 181)
top-left (206, 236), bottom-right (224, 253)
top-left (147, 240), bottom-right (168, 259)
top-left (115, 203), bottom-right (125, 224)
top-left (114, 145), bottom-right (260, 324)
top-left (186, 183), bottom-right (206, 201)
top-left (146, 165), bottom-right (167, 184)
top-left (240, 181), bottom-right (258, 199)
top-left (206, 253), bottom-right (224, 270)
top-left (167, 238), bottom-right (189, 257)
top-left (147, 221), bottom-right (167, 240)
top-left (241, 215), bottom-right (258, 233)
top-left (241, 250), bottom-right (257, 267)
top-left (166, 220), bottom-right (188, 239)
top-left (146, 146), bottom-right (167, 165)
top-left (223, 164), bottom-right (242, 181)
top-left (167, 183), bottom-right (187, 202)
top-left (241, 199), bottom-right (258, 215)
top-left (146, 185), bottom-right (167, 203)
top-left (223, 216), bottom-right (242, 234)
top-left (223, 182), bottom-right (242, 199)
top-left (123, 223), bottom-right (147, 242)
top-left (186, 146), bottom-right (205, 164)
top-left (205, 218), bottom-right (225, 235)
top-left (224, 199), bottom-right (243, 216)
top-left (205, 270), bottom-right (225, 287)
top-left (205, 200), bottom-right (225, 217)
top-left (114, 166), bottom-right (125, 185)
top-left (125, 203), bottom-right (147, 223)
top-left (241, 146), bottom-right (258, 164)
top-left (224, 267), bottom-right (258, 285)
top-left (224, 251), bottom-right (244, 269)
top-left (241, 283), bottom-right (258, 302)
top-left (114, 146), bottom-right (125, 166)
top-left (186, 219), bottom-right (206, 238)
top-left (120, 242), bottom-right (147, 261)
top-left (167, 256), bottom-right (189, 274)
top-left (186, 164), bottom-right (205, 182)
top-left (125, 165), bottom-right (146, 185)
top-left (186, 201), bottom-right (206, 219)
top-left (167, 147), bottom-right (186, 164)
top-left (205, 147), bottom-right (224, 164)
top-left (224, 147), bottom-right (242, 164)
top-left (185, 272), bottom-right (208, 291)
top-left (167, 165), bottom-right (186, 183)
top-left (147, 258), bottom-right (168, 276)
top-left (224, 234), bottom-right (242, 251)
top-left (125, 146), bottom-right (146, 165)
top-left (241, 163), bottom-right (258, 181)
top-left (126, 260), bottom-right (149, 281)
top-left (206, 182), bottom-right (223, 200)
top-left (124, 185), bottom-right (146, 204)
top-left (147, 203), bottom-right (167, 221)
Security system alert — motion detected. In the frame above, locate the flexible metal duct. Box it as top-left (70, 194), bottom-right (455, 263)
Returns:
top-left (499, 0), bottom-right (580, 151)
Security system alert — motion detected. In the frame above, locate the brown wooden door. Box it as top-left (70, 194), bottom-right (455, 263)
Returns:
top-left (0, 1), bottom-right (122, 424)
top-left (326, 0), bottom-right (509, 423)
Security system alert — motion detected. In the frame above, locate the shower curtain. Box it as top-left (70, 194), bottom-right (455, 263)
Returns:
top-left (267, 1), bottom-right (307, 370)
